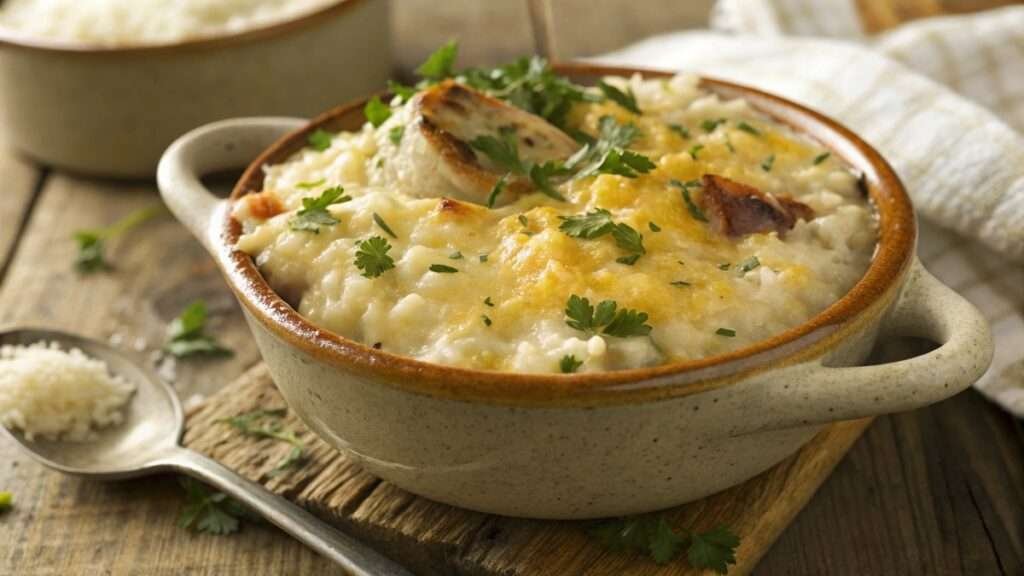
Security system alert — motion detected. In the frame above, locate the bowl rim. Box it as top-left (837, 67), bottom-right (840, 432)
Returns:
top-left (222, 63), bottom-right (917, 406)
top-left (0, 0), bottom-right (365, 54)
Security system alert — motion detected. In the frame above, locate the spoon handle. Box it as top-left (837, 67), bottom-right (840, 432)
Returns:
top-left (164, 447), bottom-right (414, 576)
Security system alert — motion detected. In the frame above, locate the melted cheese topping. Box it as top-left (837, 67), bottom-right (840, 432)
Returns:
top-left (234, 74), bottom-right (877, 373)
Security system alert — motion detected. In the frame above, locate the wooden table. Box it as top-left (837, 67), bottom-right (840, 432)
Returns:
top-left (2, 2), bottom-right (1023, 574)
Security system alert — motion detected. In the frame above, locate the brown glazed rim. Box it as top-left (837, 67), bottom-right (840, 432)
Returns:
top-left (223, 63), bottom-right (917, 406)
top-left (0, 0), bottom-right (361, 54)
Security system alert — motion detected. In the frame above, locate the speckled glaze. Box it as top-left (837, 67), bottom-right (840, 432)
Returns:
top-left (157, 67), bottom-right (994, 519)
top-left (0, 0), bottom-right (389, 178)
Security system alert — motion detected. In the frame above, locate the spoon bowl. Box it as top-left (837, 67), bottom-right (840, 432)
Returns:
top-left (0, 326), bottom-right (412, 576)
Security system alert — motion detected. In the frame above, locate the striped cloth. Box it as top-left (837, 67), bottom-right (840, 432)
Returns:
top-left (594, 3), bottom-right (1024, 415)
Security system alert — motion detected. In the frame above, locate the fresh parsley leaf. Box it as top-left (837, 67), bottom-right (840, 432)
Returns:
top-left (688, 526), bottom-right (740, 574)
top-left (650, 516), bottom-right (687, 564)
top-left (388, 125), bottom-right (405, 145)
top-left (671, 280), bottom-right (691, 287)
top-left (388, 80), bottom-right (416, 103)
top-left (220, 409), bottom-right (305, 475)
top-left (719, 263), bottom-right (731, 270)
top-left (307, 129), bottom-right (332, 151)
top-left (471, 126), bottom-right (527, 174)
top-left (364, 96), bottom-right (392, 128)
top-left (566, 116), bottom-right (654, 180)
top-left (487, 173), bottom-right (510, 208)
top-left (738, 256), bottom-right (760, 273)
top-left (449, 251), bottom-right (463, 259)
top-left (0, 491), bottom-right (11, 513)
top-left (813, 152), bottom-right (831, 165)
top-left (429, 264), bottom-right (459, 273)
top-left (558, 209), bottom-right (616, 239)
top-left (594, 149), bottom-right (657, 179)
top-left (598, 80), bottom-right (641, 114)
top-left (73, 205), bottom-right (163, 273)
top-left (164, 300), bottom-right (232, 359)
top-left (736, 121), bottom-right (761, 136)
top-left (701, 118), bottom-right (727, 133)
top-left (589, 515), bottom-right (683, 565)
top-left (296, 179), bottom-right (326, 189)
top-left (564, 295), bottom-right (651, 337)
top-left (688, 144), bottom-right (704, 160)
top-left (716, 328), bottom-right (737, 337)
top-left (479, 253), bottom-right (489, 263)
top-left (177, 477), bottom-right (254, 535)
top-left (517, 214), bottom-right (529, 228)
top-left (373, 213), bottom-right (398, 238)
top-left (416, 39), bottom-right (458, 80)
top-left (559, 354), bottom-right (583, 373)
top-left (355, 236), bottom-right (395, 278)
top-left (481, 315), bottom-right (492, 327)
top-left (611, 223), bottom-right (645, 265)
top-left (761, 154), bottom-right (775, 172)
top-left (669, 179), bottom-right (708, 222)
top-left (290, 186), bottom-right (351, 233)
top-left (529, 161), bottom-right (569, 201)
top-left (648, 222), bottom-right (661, 232)
top-left (668, 123), bottom-right (690, 139)
top-left (484, 296), bottom-right (495, 307)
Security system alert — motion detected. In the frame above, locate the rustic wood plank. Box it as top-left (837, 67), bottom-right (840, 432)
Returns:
top-left (0, 174), bottom-right (337, 575)
top-left (181, 364), bottom-right (872, 576)
top-left (0, 147), bottom-right (43, 275)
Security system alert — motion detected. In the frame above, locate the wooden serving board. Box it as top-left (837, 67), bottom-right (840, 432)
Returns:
top-left (183, 364), bottom-right (872, 576)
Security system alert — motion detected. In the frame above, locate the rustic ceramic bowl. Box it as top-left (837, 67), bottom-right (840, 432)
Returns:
top-left (157, 65), bottom-right (993, 519)
top-left (0, 0), bottom-right (389, 178)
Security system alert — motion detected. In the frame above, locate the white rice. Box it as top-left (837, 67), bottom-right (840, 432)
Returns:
top-left (0, 0), bottom-right (339, 46)
top-left (0, 341), bottom-right (136, 441)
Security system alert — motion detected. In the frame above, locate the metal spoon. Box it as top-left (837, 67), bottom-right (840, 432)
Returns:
top-left (0, 327), bottom-right (413, 576)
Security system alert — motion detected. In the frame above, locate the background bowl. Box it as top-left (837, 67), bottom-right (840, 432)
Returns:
top-left (0, 0), bottom-right (390, 178)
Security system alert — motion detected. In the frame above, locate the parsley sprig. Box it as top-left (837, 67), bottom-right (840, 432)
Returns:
top-left (307, 129), bottom-right (333, 151)
top-left (560, 354), bottom-right (583, 373)
top-left (363, 96), bottom-right (392, 128)
top-left (565, 295), bottom-right (652, 338)
top-left (290, 186), bottom-right (351, 233)
top-left (355, 236), bottom-right (395, 278)
top-left (469, 127), bottom-right (568, 206)
top-left (73, 205), bottom-right (163, 273)
top-left (669, 179), bottom-right (708, 222)
top-left (177, 477), bottom-right (256, 536)
top-left (164, 300), bottom-right (233, 358)
top-left (598, 80), bottom-right (641, 115)
top-left (565, 116), bottom-right (655, 180)
top-left (220, 409), bottom-right (305, 475)
top-left (590, 515), bottom-right (740, 573)
top-left (558, 209), bottom-right (646, 265)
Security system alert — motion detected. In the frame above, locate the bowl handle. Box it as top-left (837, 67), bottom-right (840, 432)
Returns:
top-left (157, 117), bottom-right (306, 251)
top-left (733, 258), bottom-right (993, 436)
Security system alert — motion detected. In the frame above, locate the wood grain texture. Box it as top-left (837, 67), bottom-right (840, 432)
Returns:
top-left (182, 364), bottom-right (872, 576)
top-left (0, 148), bottom-right (42, 275)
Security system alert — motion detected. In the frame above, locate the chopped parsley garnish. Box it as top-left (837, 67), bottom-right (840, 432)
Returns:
top-left (701, 118), bottom-right (727, 133)
top-left (429, 264), bottom-right (459, 273)
top-left (290, 186), bottom-right (351, 233)
top-left (307, 129), bottom-right (332, 151)
top-left (738, 256), bottom-right (761, 273)
top-left (598, 80), bottom-right (641, 114)
top-left (372, 212), bottom-right (397, 238)
top-left (164, 300), bottom-right (233, 358)
top-left (470, 126), bottom-right (524, 175)
top-left (761, 154), bottom-right (775, 172)
top-left (560, 355), bottom-right (583, 373)
top-left (481, 315), bottom-right (492, 327)
top-left (296, 179), bottom-right (326, 189)
top-left (648, 222), bottom-right (661, 232)
top-left (220, 409), bottom-right (305, 475)
top-left (719, 263), bottom-right (731, 270)
top-left (178, 477), bottom-right (253, 536)
top-left (688, 144), bottom-right (704, 160)
top-left (73, 205), bottom-right (163, 273)
top-left (716, 328), bottom-right (737, 337)
top-left (484, 296), bottom-right (495, 307)
top-left (590, 516), bottom-right (739, 571)
top-left (670, 280), bottom-right (691, 287)
top-left (736, 121), bottom-right (761, 136)
top-left (669, 179), bottom-right (708, 222)
top-left (388, 125), bottom-right (405, 145)
top-left (565, 295), bottom-right (652, 338)
top-left (487, 173), bottom-right (509, 208)
top-left (415, 39), bottom-right (458, 81)
top-left (566, 116), bottom-right (655, 180)
top-left (449, 251), bottom-right (463, 259)
top-left (388, 79), bottom-right (417, 103)
top-left (529, 161), bottom-right (570, 201)
top-left (611, 223), bottom-right (645, 265)
top-left (813, 152), bottom-right (831, 165)
top-left (0, 491), bottom-right (12, 513)
top-left (355, 236), bottom-right (395, 278)
top-left (517, 214), bottom-right (529, 228)
top-left (559, 208), bottom-right (615, 239)
top-left (363, 96), bottom-right (392, 128)
top-left (479, 253), bottom-right (489, 263)
top-left (668, 123), bottom-right (691, 139)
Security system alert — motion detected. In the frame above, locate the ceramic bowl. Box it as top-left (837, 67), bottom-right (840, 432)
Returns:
top-left (157, 65), bottom-right (993, 519)
top-left (0, 0), bottom-right (389, 178)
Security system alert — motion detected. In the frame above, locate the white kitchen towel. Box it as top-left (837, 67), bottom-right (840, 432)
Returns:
top-left (594, 4), bottom-right (1024, 415)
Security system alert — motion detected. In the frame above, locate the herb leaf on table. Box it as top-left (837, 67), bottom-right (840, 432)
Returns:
top-left (590, 514), bottom-right (740, 572)
top-left (177, 477), bottom-right (255, 536)
top-left (219, 409), bottom-right (306, 475)
top-left (164, 300), bottom-right (233, 359)
top-left (72, 205), bottom-right (163, 273)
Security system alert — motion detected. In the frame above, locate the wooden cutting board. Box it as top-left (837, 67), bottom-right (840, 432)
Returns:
top-left (183, 364), bottom-right (871, 576)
